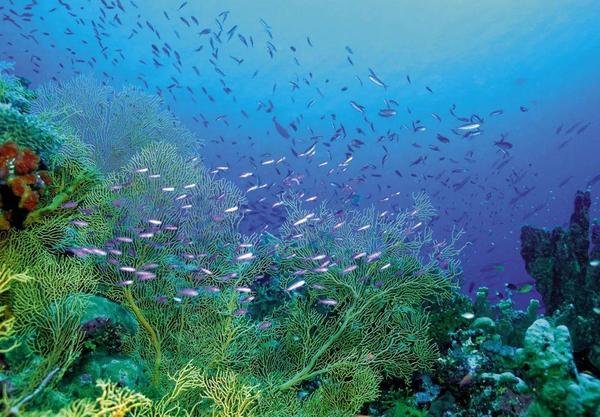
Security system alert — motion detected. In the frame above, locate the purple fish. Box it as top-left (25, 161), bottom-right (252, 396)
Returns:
top-left (272, 117), bottom-right (290, 138)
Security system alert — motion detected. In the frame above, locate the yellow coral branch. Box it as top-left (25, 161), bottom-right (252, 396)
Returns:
top-left (123, 287), bottom-right (162, 388)
top-left (0, 264), bottom-right (30, 353)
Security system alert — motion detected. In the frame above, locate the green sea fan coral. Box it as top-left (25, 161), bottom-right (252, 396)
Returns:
top-left (81, 140), bottom-right (245, 252)
top-left (0, 264), bottom-right (30, 353)
top-left (276, 191), bottom-right (462, 278)
top-left (194, 368), bottom-right (260, 417)
top-left (71, 141), bottom-right (251, 388)
top-left (241, 192), bottom-right (463, 415)
top-left (0, 212), bottom-right (98, 396)
top-left (302, 364), bottom-right (382, 417)
top-left (3, 250), bottom-right (95, 393)
top-left (9, 252), bottom-right (97, 329)
top-left (32, 75), bottom-right (202, 172)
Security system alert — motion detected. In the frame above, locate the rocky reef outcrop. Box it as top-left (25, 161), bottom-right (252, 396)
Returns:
top-left (521, 190), bottom-right (600, 370)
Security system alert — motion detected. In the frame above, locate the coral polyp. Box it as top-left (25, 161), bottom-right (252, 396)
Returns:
top-left (0, 141), bottom-right (51, 229)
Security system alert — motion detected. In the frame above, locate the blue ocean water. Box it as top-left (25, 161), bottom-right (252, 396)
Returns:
top-left (1, 0), bottom-right (599, 305)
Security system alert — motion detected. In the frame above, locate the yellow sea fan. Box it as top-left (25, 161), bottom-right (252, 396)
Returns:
top-left (304, 364), bottom-right (381, 416)
top-left (0, 264), bottom-right (30, 352)
top-left (197, 369), bottom-right (260, 417)
top-left (53, 399), bottom-right (98, 417)
top-left (95, 379), bottom-right (152, 417)
top-left (36, 380), bottom-right (152, 417)
top-left (10, 251), bottom-right (97, 330)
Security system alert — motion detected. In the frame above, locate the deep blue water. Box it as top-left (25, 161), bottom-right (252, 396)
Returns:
top-left (2, 0), bottom-right (599, 304)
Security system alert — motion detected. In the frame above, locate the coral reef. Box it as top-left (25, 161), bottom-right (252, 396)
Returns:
top-left (0, 141), bottom-right (52, 230)
top-left (518, 319), bottom-right (600, 416)
top-left (521, 190), bottom-right (600, 371)
top-left (421, 312), bottom-right (600, 416)
top-left (32, 75), bottom-right (202, 172)
top-left (0, 65), bottom-right (62, 162)
top-left (0, 63), bottom-right (100, 239)
top-left (2, 63), bottom-right (598, 417)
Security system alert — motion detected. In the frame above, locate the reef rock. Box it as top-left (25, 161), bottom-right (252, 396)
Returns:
top-left (520, 190), bottom-right (600, 368)
top-left (65, 354), bottom-right (147, 400)
top-left (79, 295), bottom-right (138, 337)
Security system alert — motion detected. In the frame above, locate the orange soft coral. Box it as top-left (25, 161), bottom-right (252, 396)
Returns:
top-left (8, 176), bottom-right (27, 197)
top-left (0, 142), bottom-right (18, 160)
top-left (0, 141), bottom-right (50, 228)
top-left (20, 189), bottom-right (39, 211)
top-left (8, 176), bottom-right (26, 197)
top-left (14, 148), bottom-right (39, 174)
top-left (39, 171), bottom-right (52, 186)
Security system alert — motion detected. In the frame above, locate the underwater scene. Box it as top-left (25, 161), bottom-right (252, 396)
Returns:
top-left (0, 0), bottom-right (599, 416)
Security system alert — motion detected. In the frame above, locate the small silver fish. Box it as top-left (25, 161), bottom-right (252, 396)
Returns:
top-left (286, 280), bottom-right (306, 291)
top-left (318, 298), bottom-right (338, 306)
top-left (458, 123), bottom-right (481, 130)
top-left (235, 252), bottom-right (255, 261)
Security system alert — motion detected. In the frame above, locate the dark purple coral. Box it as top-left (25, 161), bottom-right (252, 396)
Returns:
top-left (520, 190), bottom-right (599, 370)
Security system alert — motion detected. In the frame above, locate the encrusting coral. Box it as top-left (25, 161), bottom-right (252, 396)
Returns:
top-left (0, 63), bottom-right (35, 113)
top-left (0, 65), bottom-right (62, 163)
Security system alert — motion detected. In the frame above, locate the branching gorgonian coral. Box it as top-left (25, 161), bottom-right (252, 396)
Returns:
top-left (32, 75), bottom-right (202, 172)
top-left (255, 192), bottom-right (462, 401)
top-left (0, 264), bottom-right (29, 353)
top-left (72, 141), bottom-right (258, 388)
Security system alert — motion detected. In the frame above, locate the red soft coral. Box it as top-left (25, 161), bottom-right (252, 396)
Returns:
top-left (9, 176), bottom-right (27, 197)
top-left (0, 142), bottom-right (50, 227)
top-left (39, 171), bottom-right (52, 186)
top-left (0, 142), bottom-right (19, 179)
top-left (0, 142), bottom-right (18, 159)
top-left (14, 148), bottom-right (39, 174)
top-left (20, 188), bottom-right (39, 211)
